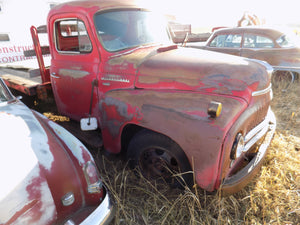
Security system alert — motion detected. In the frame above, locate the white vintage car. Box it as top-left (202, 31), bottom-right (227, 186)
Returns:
top-left (0, 78), bottom-right (114, 224)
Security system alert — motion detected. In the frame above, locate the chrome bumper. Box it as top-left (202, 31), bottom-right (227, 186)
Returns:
top-left (221, 108), bottom-right (276, 195)
top-left (80, 192), bottom-right (115, 225)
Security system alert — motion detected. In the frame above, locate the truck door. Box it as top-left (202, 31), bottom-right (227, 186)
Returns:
top-left (50, 17), bottom-right (100, 121)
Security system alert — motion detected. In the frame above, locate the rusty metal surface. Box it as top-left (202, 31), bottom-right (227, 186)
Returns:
top-left (99, 80), bottom-right (272, 191)
top-left (97, 45), bottom-right (273, 190)
top-left (136, 47), bottom-right (271, 98)
top-left (103, 46), bottom-right (272, 98)
top-left (1, 73), bottom-right (39, 95)
top-left (102, 90), bottom-right (246, 190)
top-left (0, 68), bottom-right (51, 99)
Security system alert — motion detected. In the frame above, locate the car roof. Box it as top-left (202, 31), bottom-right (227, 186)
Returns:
top-left (213, 26), bottom-right (284, 39)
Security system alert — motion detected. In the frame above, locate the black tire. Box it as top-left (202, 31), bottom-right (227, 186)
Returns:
top-left (127, 129), bottom-right (193, 188)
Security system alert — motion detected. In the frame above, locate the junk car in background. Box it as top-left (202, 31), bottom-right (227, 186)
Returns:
top-left (193, 26), bottom-right (300, 90)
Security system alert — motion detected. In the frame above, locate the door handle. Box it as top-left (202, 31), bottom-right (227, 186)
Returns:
top-left (51, 72), bottom-right (60, 78)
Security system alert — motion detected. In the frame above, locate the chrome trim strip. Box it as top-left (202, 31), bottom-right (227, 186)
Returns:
top-left (243, 108), bottom-right (276, 152)
top-left (252, 84), bottom-right (272, 97)
top-left (247, 110), bottom-right (276, 173)
top-left (80, 192), bottom-right (115, 225)
top-left (101, 75), bottom-right (130, 83)
top-left (244, 118), bottom-right (268, 144)
top-left (244, 124), bottom-right (269, 152)
top-left (50, 72), bottom-right (60, 79)
top-left (273, 66), bottom-right (300, 71)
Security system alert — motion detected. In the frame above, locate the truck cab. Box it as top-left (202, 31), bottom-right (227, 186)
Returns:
top-left (48, 3), bottom-right (170, 122)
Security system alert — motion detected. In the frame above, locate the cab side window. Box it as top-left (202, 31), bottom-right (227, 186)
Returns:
top-left (55, 19), bottom-right (92, 53)
top-left (243, 34), bottom-right (274, 48)
top-left (243, 34), bottom-right (256, 48)
top-left (210, 34), bottom-right (242, 48)
top-left (209, 34), bottom-right (226, 47)
top-left (255, 35), bottom-right (274, 48)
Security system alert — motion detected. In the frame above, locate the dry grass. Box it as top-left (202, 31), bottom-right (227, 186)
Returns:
top-left (43, 112), bottom-right (70, 122)
top-left (93, 83), bottom-right (300, 225)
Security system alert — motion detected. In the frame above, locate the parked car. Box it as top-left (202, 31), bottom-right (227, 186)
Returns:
top-left (0, 78), bottom-right (114, 224)
top-left (191, 26), bottom-right (300, 90)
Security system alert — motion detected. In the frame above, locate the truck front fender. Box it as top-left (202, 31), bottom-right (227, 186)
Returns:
top-left (100, 89), bottom-right (247, 191)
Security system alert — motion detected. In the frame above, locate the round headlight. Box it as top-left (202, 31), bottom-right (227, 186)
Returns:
top-left (230, 133), bottom-right (245, 160)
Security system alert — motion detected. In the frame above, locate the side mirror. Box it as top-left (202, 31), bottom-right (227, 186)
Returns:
top-left (80, 117), bottom-right (98, 131)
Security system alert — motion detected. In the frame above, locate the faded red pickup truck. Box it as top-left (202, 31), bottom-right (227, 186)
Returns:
top-left (1, 0), bottom-right (276, 194)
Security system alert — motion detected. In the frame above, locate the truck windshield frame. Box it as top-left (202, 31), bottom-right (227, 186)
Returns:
top-left (94, 9), bottom-right (171, 52)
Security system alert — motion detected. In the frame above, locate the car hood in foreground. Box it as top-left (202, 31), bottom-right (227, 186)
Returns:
top-left (0, 101), bottom-right (94, 224)
top-left (0, 102), bottom-right (57, 224)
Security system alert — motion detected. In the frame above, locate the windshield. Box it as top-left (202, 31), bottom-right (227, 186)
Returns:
top-left (276, 32), bottom-right (300, 48)
top-left (0, 78), bottom-right (13, 104)
top-left (94, 10), bottom-right (171, 52)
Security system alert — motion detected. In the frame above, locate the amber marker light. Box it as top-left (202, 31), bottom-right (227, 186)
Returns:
top-left (208, 101), bottom-right (222, 118)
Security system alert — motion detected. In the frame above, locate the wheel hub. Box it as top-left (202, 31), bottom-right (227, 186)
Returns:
top-left (140, 148), bottom-right (178, 180)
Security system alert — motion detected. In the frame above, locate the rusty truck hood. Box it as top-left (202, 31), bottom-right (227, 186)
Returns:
top-left (106, 45), bottom-right (271, 103)
top-left (134, 46), bottom-right (272, 102)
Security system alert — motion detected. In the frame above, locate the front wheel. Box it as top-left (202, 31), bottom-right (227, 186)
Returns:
top-left (127, 130), bottom-right (193, 188)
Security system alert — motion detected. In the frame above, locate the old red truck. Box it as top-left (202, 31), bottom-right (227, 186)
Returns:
top-left (1, 0), bottom-right (276, 194)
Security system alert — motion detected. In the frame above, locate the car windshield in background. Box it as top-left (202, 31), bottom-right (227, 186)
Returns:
top-left (94, 10), bottom-right (170, 52)
top-left (276, 33), bottom-right (300, 48)
top-left (0, 79), bottom-right (13, 103)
